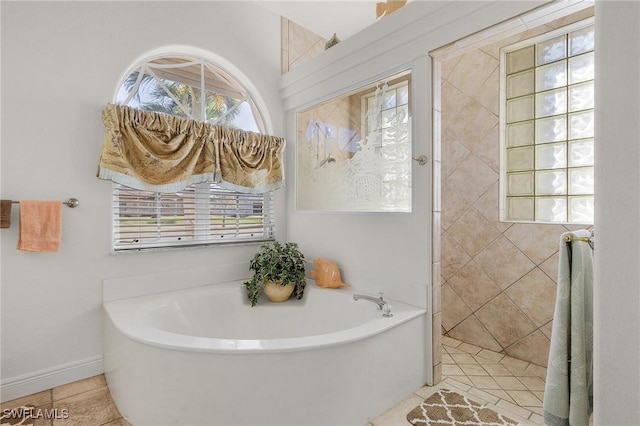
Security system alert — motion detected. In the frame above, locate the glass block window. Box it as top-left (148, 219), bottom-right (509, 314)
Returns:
top-left (502, 22), bottom-right (594, 224)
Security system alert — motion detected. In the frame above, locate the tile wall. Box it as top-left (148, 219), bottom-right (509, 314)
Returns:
top-left (439, 7), bottom-right (594, 367)
top-left (281, 18), bottom-right (327, 74)
top-left (294, 88), bottom-right (362, 210)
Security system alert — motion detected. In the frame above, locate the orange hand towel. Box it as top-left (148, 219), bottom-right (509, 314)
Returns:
top-left (17, 200), bottom-right (62, 252)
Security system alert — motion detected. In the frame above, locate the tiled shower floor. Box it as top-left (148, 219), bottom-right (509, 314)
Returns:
top-left (370, 336), bottom-right (547, 425)
top-left (2, 336), bottom-right (546, 425)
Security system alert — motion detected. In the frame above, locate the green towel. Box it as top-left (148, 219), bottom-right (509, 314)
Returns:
top-left (544, 230), bottom-right (594, 426)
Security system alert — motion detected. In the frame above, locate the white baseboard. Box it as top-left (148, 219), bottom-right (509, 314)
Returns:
top-left (0, 356), bottom-right (104, 403)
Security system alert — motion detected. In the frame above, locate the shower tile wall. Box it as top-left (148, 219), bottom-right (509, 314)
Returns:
top-left (440, 7), bottom-right (594, 367)
top-left (295, 92), bottom-right (362, 182)
top-left (281, 18), bottom-right (327, 74)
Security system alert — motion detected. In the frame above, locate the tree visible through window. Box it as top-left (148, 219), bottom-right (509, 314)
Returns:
top-left (501, 21), bottom-right (594, 224)
top-left (112, 54), bottom-right (275, 250)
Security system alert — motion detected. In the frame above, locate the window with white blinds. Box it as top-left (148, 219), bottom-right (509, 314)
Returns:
top-left (111, 52), bottom-right (276, 251)
top-left (113, 183), bottom-right (275, 251)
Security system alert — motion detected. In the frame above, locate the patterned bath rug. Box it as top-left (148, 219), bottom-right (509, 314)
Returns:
top-left (407, 389), bottom-right (518, 426)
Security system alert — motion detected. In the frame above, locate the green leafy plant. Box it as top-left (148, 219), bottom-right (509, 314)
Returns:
top-left (243, 241), bottom-right (306, 307)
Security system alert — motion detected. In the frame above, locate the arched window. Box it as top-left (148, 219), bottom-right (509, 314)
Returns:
top-left (111, 52), bottom-right (275, 251)
top-left (116, 54), bottom-right (266, 132)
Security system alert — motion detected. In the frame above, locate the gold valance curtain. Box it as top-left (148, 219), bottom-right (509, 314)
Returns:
top-left (97, 104), bottom-right (285, 194)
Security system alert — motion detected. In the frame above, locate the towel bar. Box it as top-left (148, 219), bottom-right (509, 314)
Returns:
top-left (10, 198), bottom-right (79, 208)
top-left (563, 235), bottom-right (589, 243)
top-left (563, 230), bottom-right (594, 250)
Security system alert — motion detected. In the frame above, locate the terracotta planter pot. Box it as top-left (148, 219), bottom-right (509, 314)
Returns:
top-left (264, 280), bottom-right (295, 302)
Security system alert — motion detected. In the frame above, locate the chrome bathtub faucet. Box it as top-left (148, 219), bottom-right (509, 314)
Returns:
top-left (353, 292), bottom-right (393, 317)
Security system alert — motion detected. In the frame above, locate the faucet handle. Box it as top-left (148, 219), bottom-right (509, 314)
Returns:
top-left (378, 292), bottom-right (385, 300)
top-left (382, 303), bottom-right (393, 317)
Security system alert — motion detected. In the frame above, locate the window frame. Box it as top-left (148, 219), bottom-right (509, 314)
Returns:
top-left (499, 18), bottom-right (595, 225)
top-left (111, 51), bottom-right (276, 251)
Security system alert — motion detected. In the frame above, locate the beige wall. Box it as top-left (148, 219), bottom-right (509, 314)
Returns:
top-left (440, 8), bottom-right (594, 367)
top-left (281, 18), bottom-right (327, 74)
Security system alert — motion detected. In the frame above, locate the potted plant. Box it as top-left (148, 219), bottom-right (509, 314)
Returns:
top-left (244, 241), bottom-right (306, 307)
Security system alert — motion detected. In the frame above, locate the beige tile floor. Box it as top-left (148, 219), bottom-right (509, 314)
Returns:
top-left (370, 336), bottom-right (547, 425)
top-left (0, 374), bottom-right (130, 426)
top-left (2, 336), bottom-right (545, 426)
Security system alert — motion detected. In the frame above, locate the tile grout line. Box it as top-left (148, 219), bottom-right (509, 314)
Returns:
top-left (441, 337), bottom-right (546, 425)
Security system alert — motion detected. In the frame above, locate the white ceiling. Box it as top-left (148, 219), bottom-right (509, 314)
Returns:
top-left (256, 1), bottom-right (383, 40)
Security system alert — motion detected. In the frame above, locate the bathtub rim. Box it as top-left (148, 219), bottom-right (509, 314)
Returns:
top-left (103, 280), bottom-right (426, 354)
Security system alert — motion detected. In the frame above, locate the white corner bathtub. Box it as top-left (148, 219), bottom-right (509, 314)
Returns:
top-left (103, 281), bottom-right (428, 426)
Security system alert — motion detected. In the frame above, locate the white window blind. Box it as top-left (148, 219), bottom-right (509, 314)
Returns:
top-left (113, 183), bottom-right (275, 251)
